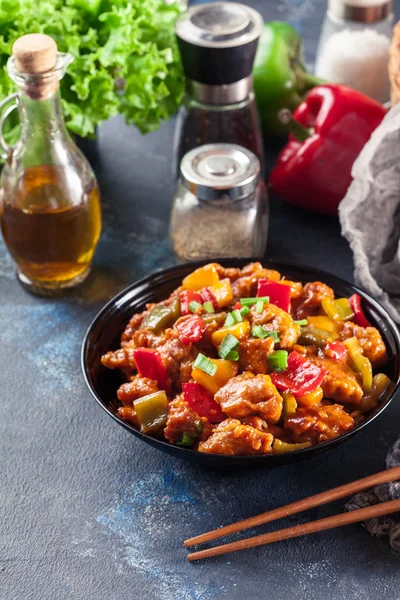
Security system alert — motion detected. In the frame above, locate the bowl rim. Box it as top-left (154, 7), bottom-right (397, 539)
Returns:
top-left (81, 258), bottom-right (400, 462)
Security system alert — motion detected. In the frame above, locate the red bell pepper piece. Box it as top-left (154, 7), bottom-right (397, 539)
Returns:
top-left (257, 279), bottom-right (291, 313)
top-left (180, 290), bottom-right (202, 316)
top-left (175, 315), bottom-right (206, 345)
top-left (348, 294), bottom-right (371, 328)
top-left (325, 341), bottom-right (348, 361)
top-left (270, 351), bottom-right (326, 397)
top-left (233, 302), bottom-right (242, 310)
top-left (133, 348), bottom-right (168, 390)
top-left (182, 382), bottom-right (226, 423)
top-left (269, 85), bottom-right (386, 216)
top-left (200, 287), bottom-right (219, 311)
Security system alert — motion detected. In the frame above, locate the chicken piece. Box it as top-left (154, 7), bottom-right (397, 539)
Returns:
top-left (164, 395), bottom-right (212, 445)
top-left (295, 281), bottom-right (335, 319)
top-left (241, 416), bottom-right (269, 431)
top-left (279, 279), bottom-right (303, 300)
top-left (239, 337), bottom-right (274, 374)
top-left (117, 405), bottom-right (140, 428)
top-left (308, 355), bottom-right (363, 405)
top-left (214, 264), bottom-right (242, 281)
top-left (214, 372), bottom-right (283, 422)
top-left (285, 404), bottom-right (355, 444)
top-left (198, 418), bottom-right (273, 455)
top-left (121, 311), bottom-right (147, 346)
top-left (117, 375), bottom-right (159, 405)
top-left (339, 321), bottom-right (387, 368)
top-left (250, 303), bottom-right (300, 349)
top-left (231, 265), bottom-right (281, 300)
top-left (132, 328), bottom-right (197, 387)
top-left (101, 342), bottom-right (137, 371)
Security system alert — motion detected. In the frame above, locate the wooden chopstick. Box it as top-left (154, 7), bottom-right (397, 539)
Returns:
top-left (187, 498), bottom-right (400, 561)
top-left (184, 465), bottom-right (400, 548)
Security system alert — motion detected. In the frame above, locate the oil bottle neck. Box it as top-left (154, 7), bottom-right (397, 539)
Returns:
top-left (19, 88), bottom-right (69, 139)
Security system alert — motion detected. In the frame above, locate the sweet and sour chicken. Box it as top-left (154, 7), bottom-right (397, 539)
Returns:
top-left (101, 263), bottom-right (390, 455)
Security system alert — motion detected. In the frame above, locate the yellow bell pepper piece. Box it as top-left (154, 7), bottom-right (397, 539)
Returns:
top-left (307, 316), bottom-right (338, 333)
top-left (296, 387), bottom-right (323, 407)
top-left (192, 358), bottom-right (239, 395)
top-left (209, 278), bottom-right (233, 308)
top-left (343, 337), bottom-right (373, 393)
top-left (321, 297), bottom-right (354, 322)
top-left (281, 391), bottom-right (297, 418)
top-left (211, 320), bottom-right (251, 346)
top-left (182, 264), bottom-right (220, 291)
top-left (273, 439), bottom-right (312, 453)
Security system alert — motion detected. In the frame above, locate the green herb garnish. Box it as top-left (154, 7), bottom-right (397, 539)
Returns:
top-left (189, 301), bottom-right (202, 313)
top-left (240, 296), bottom-right (269, 307)
top-left (268, 350), bottom-right (288, 371)
top-left (255, 299), bottom-right (264, 313)
top-left (203, 302), bottom-right (215, 313)
top-left (295, 319), bottom-right (308, 326)
top-left (225, 313), bottom-right (235, 327)
top-left (219, 334), bottom-right (240, 360)
top-left (193, 353), bottom-right (217, 376)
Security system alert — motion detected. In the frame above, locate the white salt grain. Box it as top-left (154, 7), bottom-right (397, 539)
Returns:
top-left (315, 28), bottom-right (391, 103)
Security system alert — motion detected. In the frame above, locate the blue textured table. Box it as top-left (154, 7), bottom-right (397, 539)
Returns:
top-left (2, 2), bottom-right (400, 599)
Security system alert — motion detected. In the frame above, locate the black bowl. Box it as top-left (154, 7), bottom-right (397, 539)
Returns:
top-left (82, 259), bottom-right (400, 468)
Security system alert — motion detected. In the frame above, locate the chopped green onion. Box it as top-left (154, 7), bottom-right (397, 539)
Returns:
top-left (203, 302), bottom-right (215, 313)
top-left (189, 300), bottom-right (202, 313)
top-left (240, 296), bottom-right (269, 307)
top-left (177, 432), bottom-right (196, 447)
top-left (218, 334), bottom-right (240, 359)
top-left (225, 313), bottom-right (235, 327)
top-left (232, 309), bottom-right (243, 323)
top-left (239, 306), bottom-right (250, 317)
top-left (193, 353), bottom-right (217, 376)
top-left (256, 299), bottom-right (264, 313)
top-left (268, 350), bottom-right (288, 372)
top-left (251, 326), bottom-right (279, 342)
top-left (266, 331), bottom-right (280, 343)
top-left (295, 319), bottom-right (308, 326)
top-left (225, 350), bottom-right (239, 361)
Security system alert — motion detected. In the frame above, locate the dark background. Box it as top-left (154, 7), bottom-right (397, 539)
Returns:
top-left (1, 1), bottom-right (400, 599)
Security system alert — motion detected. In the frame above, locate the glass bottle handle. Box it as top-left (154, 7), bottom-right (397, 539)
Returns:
top-left (0, 92), bottom-right (19, 159)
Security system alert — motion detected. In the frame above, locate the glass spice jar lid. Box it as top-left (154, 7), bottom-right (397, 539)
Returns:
top-left (180, 143), bottom-right (260, 202)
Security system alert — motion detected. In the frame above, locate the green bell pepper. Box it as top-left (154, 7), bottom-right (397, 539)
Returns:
top-left (253, 22), bottom-right (324, 137)
top-left (139, 297), bottom-right (181, 334)
top-left (134, 391), bottom-right (169, 435)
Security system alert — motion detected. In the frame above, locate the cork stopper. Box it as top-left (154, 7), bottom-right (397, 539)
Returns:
top-left (12, 34), bottom-right (57, 74)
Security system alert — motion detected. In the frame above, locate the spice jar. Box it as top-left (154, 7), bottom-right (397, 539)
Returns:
top-left (170, 144), bottom-right (268, 260)
top-left (0, 34), bottom-right (101, 295)
top-left (315, 0), bottom-right (393, 103)
top-left (174, 2), bottom-right (264, 177)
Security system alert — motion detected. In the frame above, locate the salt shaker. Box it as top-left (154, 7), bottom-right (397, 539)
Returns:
top-left (174, 2), bottom-right (264, 176)
top-left (170, 144), bottom-right (269, 261)
top-left (315, 0), bottom-right (393, 103)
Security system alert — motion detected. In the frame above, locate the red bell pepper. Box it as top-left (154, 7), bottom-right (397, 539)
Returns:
top-left (200, 288), bottom-right (219, 311)
top-left (325, 341), bottom-right (348, 361)
top-left (233, 302), bottom-right (242, 310)
top-left (257, 279), bottom-right (291, 313)
top-left (269, 85), bottom-right (386, 216)
top-left (175, 315), bottom-right (206, 345)
top-left (182, 382), bottom-right (226, 423)
top-left (270, 350), bottom-right (326, 397)
top-left (133, 348), bottom-right (168, 390)
top-left (348, 293), bottom-right (371, 328)
top-left (180, 290), bottom-right (202, 316)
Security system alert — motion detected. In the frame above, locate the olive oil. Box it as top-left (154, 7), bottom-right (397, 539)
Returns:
top-left (1, 165), bottom-right (101, 288)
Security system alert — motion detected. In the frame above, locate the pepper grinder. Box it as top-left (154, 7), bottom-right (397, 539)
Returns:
top-left (173, 2), bottom-right (265, 176)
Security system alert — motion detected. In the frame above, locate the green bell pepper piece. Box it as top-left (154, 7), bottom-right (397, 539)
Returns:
top-left (202, 312), bottom-right (227, 326)
top-left (140, 298), bottom-right (181, 334)
top-left (134, 391), bottom-right (169, 435)
top-left (253, 22), bottom-right (324, 137)
top-left (298, 326), bottom-right (336, 348)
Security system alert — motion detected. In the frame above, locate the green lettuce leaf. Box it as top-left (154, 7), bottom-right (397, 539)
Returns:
top-left (0, 0), bottom-right (184, 140)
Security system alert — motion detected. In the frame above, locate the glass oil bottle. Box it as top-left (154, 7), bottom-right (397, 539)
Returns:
top-left (0, 34), bottom-right (102, 294)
